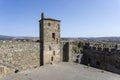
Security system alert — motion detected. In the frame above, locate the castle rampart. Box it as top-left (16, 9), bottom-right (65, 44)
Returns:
top-left (0, 40), bottom-right (39, 78)
top-left (0, 13), bottom-right (120, 78)
top-left (81, 42), bottom-right (120, 74)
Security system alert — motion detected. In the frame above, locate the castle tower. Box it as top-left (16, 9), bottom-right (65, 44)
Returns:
top-left (39, 13), bottom-right (61, 66)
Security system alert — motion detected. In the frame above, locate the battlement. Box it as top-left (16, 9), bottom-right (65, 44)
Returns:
top-left (0, 13), bottom-right (120, 78)
top-left (0, 40), bottom-right (39, 71)
top-left (0, 39), bottom-right (39, 44)
top-left (83, 42), bottom-right (119, 53)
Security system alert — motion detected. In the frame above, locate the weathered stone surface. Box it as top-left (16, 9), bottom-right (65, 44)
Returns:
top-left (1, 63), bottom-right (120, 80)
top-left (0, 65), bottom-right (15, 78)
top-left (40, 13), bottom-right (61, 65)
top-left (1, 13), bottom-right (120, 79)
top-left (0, 40), bottom-right (39, 72)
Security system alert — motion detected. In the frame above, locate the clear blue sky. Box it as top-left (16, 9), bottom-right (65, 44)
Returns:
top-left (0, 0), bottom-right (120, 37)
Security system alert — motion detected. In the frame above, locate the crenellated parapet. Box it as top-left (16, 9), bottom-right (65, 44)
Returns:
top-left (0, 40), bottom-right (40, 72)
top-left (82, 41), bottom-right (120, 74)
top-left (83, 41), bottom-right (120, 53)
top-left (0, 39), bottom-right (39, 44)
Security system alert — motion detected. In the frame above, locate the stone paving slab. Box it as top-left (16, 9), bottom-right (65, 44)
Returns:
top-left (1, 62), bottom-right (120, 80)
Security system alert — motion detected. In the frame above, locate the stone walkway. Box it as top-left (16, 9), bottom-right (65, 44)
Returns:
top-left (1, 62), bottom-right (120, 80)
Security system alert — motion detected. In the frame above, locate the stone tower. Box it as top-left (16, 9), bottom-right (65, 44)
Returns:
top-left (39, 13), bottom-right (61, 66)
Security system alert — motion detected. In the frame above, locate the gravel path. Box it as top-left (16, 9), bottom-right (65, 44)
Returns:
top-left (1, 62), bottom-right (120, 80)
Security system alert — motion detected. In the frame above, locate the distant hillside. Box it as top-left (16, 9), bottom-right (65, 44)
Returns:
top-left (0, 35), bottom-right (39, 40)
top-left (1, 35), bottom-right (120, 41)
top-left (12, 36), bottom-right (38, 40)
top-left (82, 37), bottom-right (120, 42)
top-left (0, 35), bottom-right (13, 40)
top-left (61, 37), bottom-right (120, 42)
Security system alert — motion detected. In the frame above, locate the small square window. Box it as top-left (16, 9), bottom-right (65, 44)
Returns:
top-left (51, 57), bottom-right (53, 61)
top-left (48, 23), bottom-right (51, 26)
top-left (52, 33), bottom-right (55, 39)
top-left (53, 51), bottom-right (55, 56)
top-left (49, 46), bottom-right (51, 50)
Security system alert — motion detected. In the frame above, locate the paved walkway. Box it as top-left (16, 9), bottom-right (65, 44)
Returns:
top-left (1, 62), bottom-right (120, 80)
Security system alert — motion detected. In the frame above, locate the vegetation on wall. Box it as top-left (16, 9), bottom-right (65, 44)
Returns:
top-left (72, 41), bottom-right (83, 51)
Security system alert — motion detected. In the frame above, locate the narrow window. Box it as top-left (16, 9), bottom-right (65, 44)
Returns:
top-left (48, 23), bottom-right (51, 26)
top-left (49, 46), bottom-right (51, 50)
top-left (51, 57), bottom-right (53, 61)
top-left (53, 51), bottom-right (55, 56)
top-left (52, 33), bottom-right (55, 39)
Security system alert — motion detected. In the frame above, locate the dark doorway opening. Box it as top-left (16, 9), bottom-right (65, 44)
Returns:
top-left (63, 43), bottom-right (69, 62)
top-left (96, 61), bottom-right (101, 66)
top-left (76, 59), bottom-right (79, 63)
top-left (88, 58), bottom-right (91, 64)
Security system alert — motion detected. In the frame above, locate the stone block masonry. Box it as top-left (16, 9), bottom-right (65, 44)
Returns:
top-left (0, 65), bottom-right (15, 78)
top-left (1, 12), bottom-right (120, 79)
top-left (0, 40), bottom-right (40, 72)
top-left (40, 13), bottom-right (61, 65)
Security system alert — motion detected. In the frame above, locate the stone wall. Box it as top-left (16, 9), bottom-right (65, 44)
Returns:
top-left (1, 39), bottom-right (120, 77)
top-left (82, 46), bottom-right (120, 74)
top-left (61, 41), bottom-right (83, 63)
top-left (0, 65), bottom-right (15, 78)
top-left (61, 40), bottom-right (120, 74)
top-left (0, 40), bottom-right (40, 72)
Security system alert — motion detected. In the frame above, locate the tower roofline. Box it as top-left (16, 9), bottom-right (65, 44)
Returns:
top-left (44, 18), bottom-right (61, 22)
top-left (39, 18), bottom-right (61, 22)
top-left (40, 13), bottom-right (61, 22)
